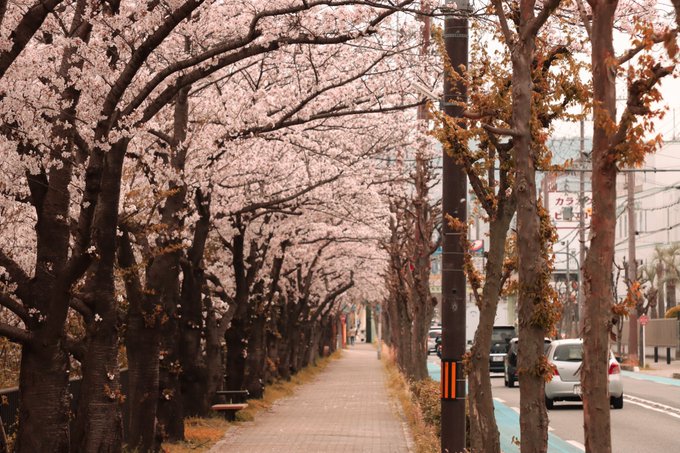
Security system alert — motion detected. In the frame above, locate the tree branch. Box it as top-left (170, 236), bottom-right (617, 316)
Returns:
top-left (0, 0), bottom-right (64, 79)
top-left (490, 0), bottom-right (515, 45)
top-left (0, 322), bottom-right (33, 345)
top-left (0, 292), bottom-right (29, 324)
top-left (0, 249), bottom-right (30, 299)
top-left (617, 32), bottom-right (672, 66)
top-left (574, 0), bottom-right (592, 40)
top-left (526, 0), bottom-right (562, 40)
top-left (482, 123), bottom-right (520, 137)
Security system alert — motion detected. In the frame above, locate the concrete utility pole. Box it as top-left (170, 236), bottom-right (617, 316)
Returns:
top-left (578, 119), bottom-right (586, 332)
top-left (627, 171), bottom-right (640, 365)
top-left (441, 1), bottom-right (468, 452)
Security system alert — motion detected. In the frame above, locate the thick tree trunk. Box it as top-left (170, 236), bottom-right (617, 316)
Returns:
top-left (243, 312), bottom-right (267, 398)
top-left (179, 251), bottom-right (208, 417)
top-left (15, 14), bottom-right (90, 449)
top-left (277, 306), bottom-right (294, 381)
top-left (157, 297), bottom-right (184, 441)
top-left (125, 311), bottom-right (160, 450)
top-left (71, 309), bottom-right (123, 453)
top-left (71, 139), bottom-right (128, 453)
top-left (152, 86), bottom-right (191, 442)
top-left (118, 233), bottom-right (161, 452)
top-left (468, 208), bottom-right (514, 453)
top-left (512, 36), bottom-right (550, 453)
top-left (582, 2), bottom-right (618, 452)
top-left (306, 325), bottom-right (323, 365)
top-left (265, 305), bottom-right (283, 384)
top-left (205, 305), bottom-right (226, 404)
top-left (16, 341), bottom-right (70, 453)
top-left (225, 317), bottom-right (249, 391)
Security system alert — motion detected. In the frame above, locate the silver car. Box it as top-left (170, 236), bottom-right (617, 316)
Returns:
top-left (544, 339), bottom-right (623, 410)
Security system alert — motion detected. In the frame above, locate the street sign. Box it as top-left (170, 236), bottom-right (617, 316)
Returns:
top-left (639, 315), bottom-right (649, 326)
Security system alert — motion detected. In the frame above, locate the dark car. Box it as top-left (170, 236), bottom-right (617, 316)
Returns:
top-left (489, 326), bottom-right (516, 372)
top-left (504, 337), bottom-right (552, 387)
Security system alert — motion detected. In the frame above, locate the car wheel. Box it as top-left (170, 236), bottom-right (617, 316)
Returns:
top-left (611, 394), bottom-right (624, 409)
top-left (545, 396), bottom-right (554, 410)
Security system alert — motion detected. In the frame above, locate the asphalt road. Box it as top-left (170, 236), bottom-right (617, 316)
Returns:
top-left (427, 356), bottom-right (680, 452)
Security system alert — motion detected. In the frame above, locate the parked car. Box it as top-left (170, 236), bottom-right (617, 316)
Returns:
top-left (504, 337), bottom-right (552, 387)
top-left (544, 339), bottom-right (624, 410)
top-left (489, 326), bottom-right (516, 372)
top-left (427, 328), bottom-right (442, 354)
top-left (435, 335), bottom-right (442, 358)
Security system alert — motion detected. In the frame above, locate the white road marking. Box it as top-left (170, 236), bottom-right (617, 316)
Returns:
top-left (548, 426), bottom-right (554, 432)
top-left (511, 406), bottom-right (520, 414)
top-left (624, 395), bottom-right (680, 419)
top-left (494, 397), bottom-right (506, 403)
top-left (566, 440), bottom-right (585, 451)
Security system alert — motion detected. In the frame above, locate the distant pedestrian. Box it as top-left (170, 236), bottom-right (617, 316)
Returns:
top-left (349, 328), bottom-right (356, 346)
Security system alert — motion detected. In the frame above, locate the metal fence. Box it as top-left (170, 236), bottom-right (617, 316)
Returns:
top-left (619, 319), bottom-right (680, 359)
top-left (0, 370), bottom-right (129, 440)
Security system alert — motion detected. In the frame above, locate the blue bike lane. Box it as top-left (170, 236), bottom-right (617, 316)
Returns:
top-left (427, 361), bottom-right (583, 453)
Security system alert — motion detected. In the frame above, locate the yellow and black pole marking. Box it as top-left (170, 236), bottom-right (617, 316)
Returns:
top-left (441, 360), bottom-right (465, 400)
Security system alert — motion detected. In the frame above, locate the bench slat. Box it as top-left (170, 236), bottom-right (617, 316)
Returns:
top-left (211, 403), bottom-right (248, 411)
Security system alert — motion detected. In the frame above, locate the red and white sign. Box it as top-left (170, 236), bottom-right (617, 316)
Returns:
top-left (548, 191), bottom-right (592, 227)
top-left (639, 315), bottom-right (649, 326)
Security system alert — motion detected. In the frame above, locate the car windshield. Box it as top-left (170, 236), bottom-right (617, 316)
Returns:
top-left (429, 331), bottom-right (440, 338)
top-left (553, 344), bottom-right (583, 362)
top-left (491, 329), bottom-right (515, 343)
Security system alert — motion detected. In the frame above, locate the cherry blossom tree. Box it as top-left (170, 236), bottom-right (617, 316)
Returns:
top-left (0, 1), bottom-right (428, 450)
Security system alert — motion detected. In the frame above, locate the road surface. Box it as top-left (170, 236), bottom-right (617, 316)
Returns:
top-left (428, 356), bottom-right (680, 452)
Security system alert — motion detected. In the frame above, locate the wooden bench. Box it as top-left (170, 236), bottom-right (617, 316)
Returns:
top-left (211, 390), bottom-right (249, 421)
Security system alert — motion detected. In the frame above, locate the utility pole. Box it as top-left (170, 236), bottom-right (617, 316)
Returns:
top-left (578, 120), bottom-right (586, 332)
top-left (627, 171), bottom-right (640, 365)
top-left (565, 239), bottom-right (572, 336)
top-left (441, 1), bottom-right (468, 452)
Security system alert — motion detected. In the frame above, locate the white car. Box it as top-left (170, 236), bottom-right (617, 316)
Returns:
top-left (427, 329), bottom-right (442, 354)
top-left (544, 339), bottom-right (623, 410)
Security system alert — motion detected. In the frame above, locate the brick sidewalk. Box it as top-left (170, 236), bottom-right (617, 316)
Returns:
top-left (209, 343), bottom-right (412, 453)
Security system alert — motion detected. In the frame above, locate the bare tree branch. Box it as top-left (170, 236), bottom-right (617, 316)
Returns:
top-left (0, 322), bottom-right (32, 344)
top-left (0, 292), bottom-right (29, 323)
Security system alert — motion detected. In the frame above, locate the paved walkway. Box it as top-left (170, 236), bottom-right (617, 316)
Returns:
top-left (209, 343), bottom-right (412, 453)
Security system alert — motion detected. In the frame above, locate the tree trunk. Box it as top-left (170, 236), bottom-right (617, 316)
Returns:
top-left (125, 308), bottom-right (160, 451)
top-left (657, 262), bottom-right (665, 316)
top-left (582, 1), bottom-right (618, 452)
top-left (225, 317), bottom-right (249, 391)
top-left (15, 13), bottom-right (91, 449)
top-left (243, 312), bottom-right (267, 399)
top-left (667, 280), bottom-right (677, 311)
top-left (118, 232), bottom-right (161, 452)
top-left (179, 249), bottom-right (208, 417)
top-left (468, 206), bottom-right (514, 453)
top-left (16, 341), bottom-right (70, 453)
top-left (71, 139), bottom-right (128, 453)
top-left (277, 303), bottom-right (294, 381)
top-left (205, 303), bottom-right (226, 405)
top-left (512, 33), bottom-right (549, 453)
top-left (157, 298), bottom-right (184, 442)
